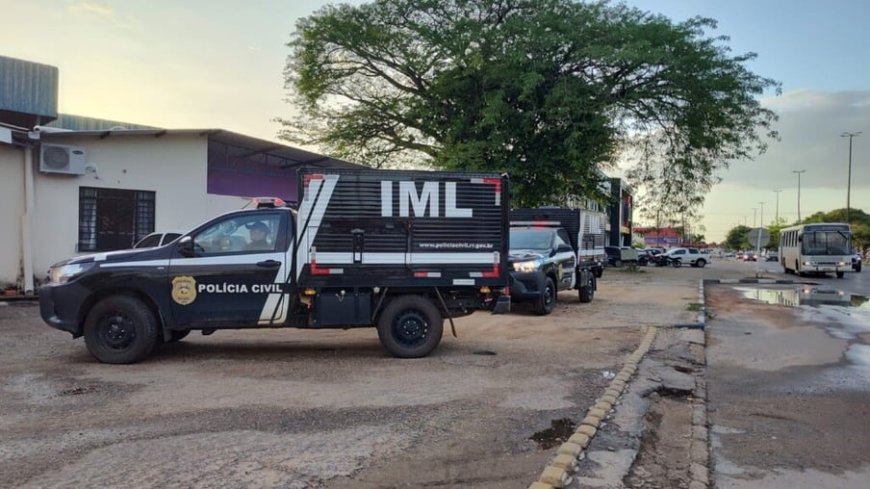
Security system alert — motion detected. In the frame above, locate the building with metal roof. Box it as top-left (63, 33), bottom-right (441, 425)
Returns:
top-left (0, 55), bottom-right (362, 292)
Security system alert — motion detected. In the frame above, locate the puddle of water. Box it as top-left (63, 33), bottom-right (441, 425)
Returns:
top-left (845, 344), bottom-right (870, 367)
top-left (530, 418), bottom-right (576, 449)
top-left (736, 286), bottom-right (868, 309)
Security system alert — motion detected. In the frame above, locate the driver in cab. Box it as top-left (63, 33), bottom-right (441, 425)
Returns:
top-left (246, 222), bottom-right (271, 251)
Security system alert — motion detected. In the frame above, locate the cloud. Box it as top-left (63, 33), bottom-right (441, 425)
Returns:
top-left (67, 1), bottom-right (115, 19)
top-left (721, 89), bottom-right (870, 191)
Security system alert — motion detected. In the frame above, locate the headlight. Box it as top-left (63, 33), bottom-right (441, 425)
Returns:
top-left (837, 262), bottom-right (846, 266)
top-left (803, 261), bottom-right (812, 266)
top-left (513, 259), bottom-right (542, 273)
top-left (48, 263), bottom-right (94, 285)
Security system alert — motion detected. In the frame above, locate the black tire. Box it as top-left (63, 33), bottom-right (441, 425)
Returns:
top-left (696, 259), bottom-right (706, 268)
top-left (535, 277), bottom-right (557, 315)
top-left (795, 261), bottom-right (803, 277)
top-left (672, 259), bottom-right (682, 268)
top-left (579, 274), bottom-right (595, 303)
top-left (613, 259), bottom-right (623, 268)
top-left (836, 271), bottom-right (845, 279)
top-left (83, 296), bottom-right (159, 364)
top-left (377, 295), bottom-right (443, 358)
top-left (594, 268), bottom-right (603, 278)
top-left (855, 262), bottom-right (862, 273)
top-left (166, 329), bottom-right (191, 343)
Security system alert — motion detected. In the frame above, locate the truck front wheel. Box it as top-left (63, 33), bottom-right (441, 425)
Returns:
top-left (377, 295), bottom-right (444, 358)
top-left (535, 277), bottom-right (556, 315)
top-left (579, 274), bottom-right (595, 303)
top-left (83, 295), bottom-right (159, 364)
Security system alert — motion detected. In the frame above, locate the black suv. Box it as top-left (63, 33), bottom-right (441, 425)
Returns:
top-left (508, 227), bottom-right (595, 314)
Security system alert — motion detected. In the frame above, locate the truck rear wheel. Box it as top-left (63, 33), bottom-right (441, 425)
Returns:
top-left (535, 277), bottom-right (556, 315)
top-left (696, 259), bottom-right (706, 268)
top-left (83, 296), bottom-right (159, 364)
top-left (377, 295), bottom-right (443, 358)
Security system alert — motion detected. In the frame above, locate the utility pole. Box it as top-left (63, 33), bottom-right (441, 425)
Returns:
top-left (793, 170), bottom-right (806, 221)
top-left (841, 132), bottom-right (861, 223)
top-left (773, 189), bottom-right (782, 223)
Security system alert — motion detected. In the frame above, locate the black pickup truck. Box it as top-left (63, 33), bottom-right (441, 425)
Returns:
top-left (39, 169), bottom-right (511, 364)
top-left (507, 226), bottom-right (595, 315)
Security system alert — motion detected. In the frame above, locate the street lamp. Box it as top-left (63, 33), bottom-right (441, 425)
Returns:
top-left (773, 189), bottom-right (782, 223)
top-left (793, 170), bottom-right (806, 221)
top-left (758, 201), bottom-right (765, 228)
top-left (841, 132), bottom-right (861, 223)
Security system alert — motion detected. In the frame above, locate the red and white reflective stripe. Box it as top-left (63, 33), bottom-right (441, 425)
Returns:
top-left (303, 173), bottom-right (325, 188)
top-left (470, 177), bottom-right (502, 206)
top-left (310, 250), bottom-right (344, 275)
top-left (413, 271), bottom-right (442, 278)
top-left (469, 252), bottom-right (500, 278)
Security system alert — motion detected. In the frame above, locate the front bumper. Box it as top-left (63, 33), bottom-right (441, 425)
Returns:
top-left (508, 270), bottom-right (546, 302)
top-left (38, 283), bottom-right (89, 336)
top-left (802, 265), bottom-right (848, 273)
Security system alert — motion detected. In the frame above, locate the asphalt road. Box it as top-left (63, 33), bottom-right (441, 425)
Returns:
top-left (706, 263), bottom-right (870, 488)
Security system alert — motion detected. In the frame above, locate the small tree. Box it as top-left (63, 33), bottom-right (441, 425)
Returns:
top-left (724, 225), bottom-right (751, 250)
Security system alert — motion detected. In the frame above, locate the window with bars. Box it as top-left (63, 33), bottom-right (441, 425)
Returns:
top-left (79, 187), bottom-right (155, 252)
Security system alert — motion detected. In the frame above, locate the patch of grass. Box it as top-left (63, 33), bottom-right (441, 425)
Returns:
top-left (687, 302), bottom-right (716, 319)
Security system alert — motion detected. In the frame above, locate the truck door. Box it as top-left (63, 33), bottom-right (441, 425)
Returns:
top-left (167, 211), bottom-right (291, 327)
top-left (555, 229), bottom-right (577, 289)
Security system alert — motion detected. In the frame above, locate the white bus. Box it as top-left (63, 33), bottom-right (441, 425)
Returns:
top-left (779, 223), bottom-right (853, 278)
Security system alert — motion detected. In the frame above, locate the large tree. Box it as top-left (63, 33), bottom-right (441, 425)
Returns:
top-left (281, 0), bottom-right (779, 208)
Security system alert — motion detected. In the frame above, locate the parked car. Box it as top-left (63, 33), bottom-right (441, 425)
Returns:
top-left (663, 247), bottom-right (711, 268)
top-left (132, 231), bottom-right (184, 248)
top-left (765, 251), bottom-right (779, 262)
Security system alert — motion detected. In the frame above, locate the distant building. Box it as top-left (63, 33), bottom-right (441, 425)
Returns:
top-left (0, 55), bottom-right (359, 292)
top-left (607, 178), bottom-right (634, 247)
top-left (635, 226), bottom-right (686, 248)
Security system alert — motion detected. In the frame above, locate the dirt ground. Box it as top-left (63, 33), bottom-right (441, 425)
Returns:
top-left (0, 267), bottom-right (699, 488)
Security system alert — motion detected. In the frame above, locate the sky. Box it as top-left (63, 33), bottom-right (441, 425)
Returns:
top-left (1, 0), bottom-right (868, 242)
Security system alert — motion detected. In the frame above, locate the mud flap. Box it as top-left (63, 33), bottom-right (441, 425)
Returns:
top-left (492, 295), bottom-right (511, 314)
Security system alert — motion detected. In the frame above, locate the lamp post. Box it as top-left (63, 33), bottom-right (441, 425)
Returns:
top-left (773, 189), bottom-right (782, 223)
top-left (759, 201), bottom-right (765, 229)
top-left (793, 170), bottom-right (806, 221)
top-left (841, 132), bottom-right (861, 223)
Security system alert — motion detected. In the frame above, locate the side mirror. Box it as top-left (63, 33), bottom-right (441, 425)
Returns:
top-left (178, 236), bottom-right (195, 257)
top-left (556, 244), bottom-right (574, 254)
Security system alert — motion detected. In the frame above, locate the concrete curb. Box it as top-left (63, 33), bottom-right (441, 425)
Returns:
top-left (528, 326), bottom-right (659, 489)
top-left (686, 283), bottom-right (711, 488)
top-left (674, 279), bottom-right (707, 330)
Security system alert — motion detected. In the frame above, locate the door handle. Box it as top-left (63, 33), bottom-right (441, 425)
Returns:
top-left (256, 260), bottom-right (281, 268)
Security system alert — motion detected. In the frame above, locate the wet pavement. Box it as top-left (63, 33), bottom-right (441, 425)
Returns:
top-left (707, 283), bottom-right (870, 488)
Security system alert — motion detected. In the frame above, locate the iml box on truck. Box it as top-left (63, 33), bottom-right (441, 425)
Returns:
top-left (39, 169), bottom-right (511, 364)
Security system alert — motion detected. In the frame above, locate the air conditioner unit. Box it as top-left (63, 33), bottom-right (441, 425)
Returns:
top-left (39, 144), bottom-right (88, 175)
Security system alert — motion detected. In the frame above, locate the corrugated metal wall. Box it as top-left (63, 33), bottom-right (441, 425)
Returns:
top-left (0, 55), bottom-right (58, 124)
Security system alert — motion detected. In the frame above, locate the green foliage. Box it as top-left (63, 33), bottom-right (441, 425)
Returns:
top-left (724, 224), bottom-right (751, 250)
top-left (282, 0), bottom-right (779, 209)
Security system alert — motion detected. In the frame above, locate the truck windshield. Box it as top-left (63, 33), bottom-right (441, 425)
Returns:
top-left (801, 231), bottom-right (851, 256)
top-left (510, 229), bottom-right (553, 251)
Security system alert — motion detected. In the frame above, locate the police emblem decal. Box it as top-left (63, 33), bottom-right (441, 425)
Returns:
top-left (171, 276), bottom-right (197, 305)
